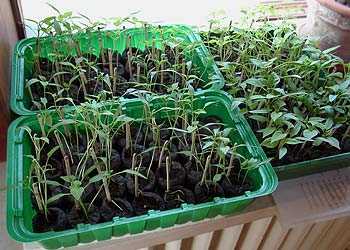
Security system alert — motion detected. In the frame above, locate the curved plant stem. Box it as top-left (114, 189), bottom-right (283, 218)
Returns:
top-left (158, 140), bottom-right (169, 169)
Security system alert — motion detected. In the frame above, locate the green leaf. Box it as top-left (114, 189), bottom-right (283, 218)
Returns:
top-left (279, 147), bottom-right (288, 160)
top-left (285, 138), bottom-right (302, 145)
top-left (104, 74), bottom-right (111, 87)
top-left (73, 180), bottom-right (82, 187)
top-left (325, 137), bottom-right (340, 149)
top-left (290, 122), bottom-right (302, 137)
top-left (187, 125), bottom-right (197, 133)
top-left (40, 97), bottom-right (48, 106)
top-left (339, 79), bottom-right (350, 90)
top-left (271, 131), bottom-right (288, 143)
top-left (71, 186), bottom-right (84, 201)
top-left (266, 94), bottom-right (277, 99)
top-left (313, 137), bottom-right (323, 147)
top-left (38, 180), bottom-right (61, 187)
top-left (119, 169), bottom-right (147, 179)
top-left (250, 115), bottom-right (268, 123)
top-left (88, 171), bottom-right (109, 184)
top-left (250, 58), bottom-right (264, 68)
top-left (59, 61), bottom-right (76, 68)
top-left (222, 128), bottom-right (233, 137)
top-left (176, 150), bottom-right (192, 156)
top-left (116, 115), bottom-right (134, 123)
top-left (61, 175), bottom-right (75, 183)
top-left (303, 129), bottom-right (318, 139)
top-left (261, 138), bottom-right (279, 148)
top-left (325, 118), bottom-right (333, 130)
top-left (203, 141), bottom-right (214, 150)
top-left (322, 45), bottom-right (340, 54)
top-left (329, 95), bottom-right (337, 102)
top-left (249, 109), bottom-right (269, 114)
top-left (271, 111), bottom-right (282, 122)
top-left (219, 146), bottom-right (230, 156)
top-left (47, 193), bottom-right (67, 204)
top-left (26, 78), bottom-right (40, 87)
top-left (258, 127), bottom-right (276, 138)
top-left (213, 174), bottom-right (222, 183)
top-left (53, 19), bottom-right (62, 35)
top-left (48, 119), bottom-right (77, 134)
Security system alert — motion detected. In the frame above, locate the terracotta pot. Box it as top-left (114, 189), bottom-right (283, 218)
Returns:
top-left (299, 0), bottom-right (350, 62)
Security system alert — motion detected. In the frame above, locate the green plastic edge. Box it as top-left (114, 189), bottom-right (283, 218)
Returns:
top-left (274, 152), bottom-right (350, 181)
top-left (6, 89), bottom-right (277, 249)
top-left (10, 25), bottom-right (225, 116)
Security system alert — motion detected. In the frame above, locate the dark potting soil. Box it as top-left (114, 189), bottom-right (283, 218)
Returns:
top-left (28, 45), bottom-right (199, 110)
top-left (156, 161), bottom-right (186, 190)
top-left (68, 203), bottom-right (100, 228)
top-left (164, 186), bottom-right (195, 209)
top-left (126, 167), bottom-right (156, 194)
top-left (95, 174), bottom-right (126, 203)
top-left (132, 192), bottom-right (166, 216)
top-left (220, 174), bottom-right (253, 197)
top-left (184, 160), bottom-right (204, 189)
top-left (100, 198), bottom-right (134, 222)
top-left (32, 207), bottom-right (68, 233)
top-left (194, 180), bottom-right (225, 203)
top-left (30, 116), bottom-right (254, 233)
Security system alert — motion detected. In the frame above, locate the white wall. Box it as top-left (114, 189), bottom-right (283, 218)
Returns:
top-left (21, 0), bottom-right (261, 37)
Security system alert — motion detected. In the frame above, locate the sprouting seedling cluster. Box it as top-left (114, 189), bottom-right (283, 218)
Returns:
top-left (201, 11), bottom-right (350, 165)
top-left (22, 93), bottom-right (261, 233)
top-left (24, 10), bottom-right (204, 111)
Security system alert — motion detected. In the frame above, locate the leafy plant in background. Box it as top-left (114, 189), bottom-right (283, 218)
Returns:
top-left (22, 7), bottom-right (217, 112)
top-left (199, 7), bottom-right (350, 166)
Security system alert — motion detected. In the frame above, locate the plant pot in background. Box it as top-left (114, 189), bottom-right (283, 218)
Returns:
top-left (298, 0), bottom-right (350, 63)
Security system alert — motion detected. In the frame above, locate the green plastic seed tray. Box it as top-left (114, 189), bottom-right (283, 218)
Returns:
top-left (6, 90), bottom-right (277, 249)
top-left (11, 25), bottom-right (224, 116)
top-left (274, 152), bottom-right (350, 181)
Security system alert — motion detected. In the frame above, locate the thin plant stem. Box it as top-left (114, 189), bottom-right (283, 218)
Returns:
top-left (74, 40), bottom-right (82, 58)
top-left (32, 183), bottom-right (43, 212)
top-left (123, 26), bottom-right (127, 48)
top-left (160, 55), bottom-right (164, 85)
top-left (166, 156), bottom-right (171, 193)
top-left (108, 48), bottom-right (113, 77)
top-left (33, 134), bottom-right (40, 159)
top-left (152, 38), bottom-right (155, 60)
top-left (227, 143), bottom-right (237, 177)
top-left (98, 27), bottom-right (105, 65)
top-left (35, 39), bottom-right (42, 76)
top-left (190, 131), bottom-right (195, 161)
top-left (64, 155), bottom-right (71, 176)
top-left (37, 114), bottom-right (46, 137)
top-left (54, 130), bottom-right (66, 158)
top-left (127, 51), bottom-right (132, 79)
top-left (200, 155), bottom-right (211, 186)
top-left (54, 60), bottom-right (61, 83)
top-left (137, 64), bottom-right (141, 83)
top-left (132, 153), bottom-right (138, 197)
top-left (90, 146), bottom-right (112, 199)
top-left (152, 117), bottom-right (157, 143)
top-left (125, 122), bottom-right (131, 151)
top-left (113, 67), bottom-right (117, 94)
top-left (58, 107), bottom-right (70, 138)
